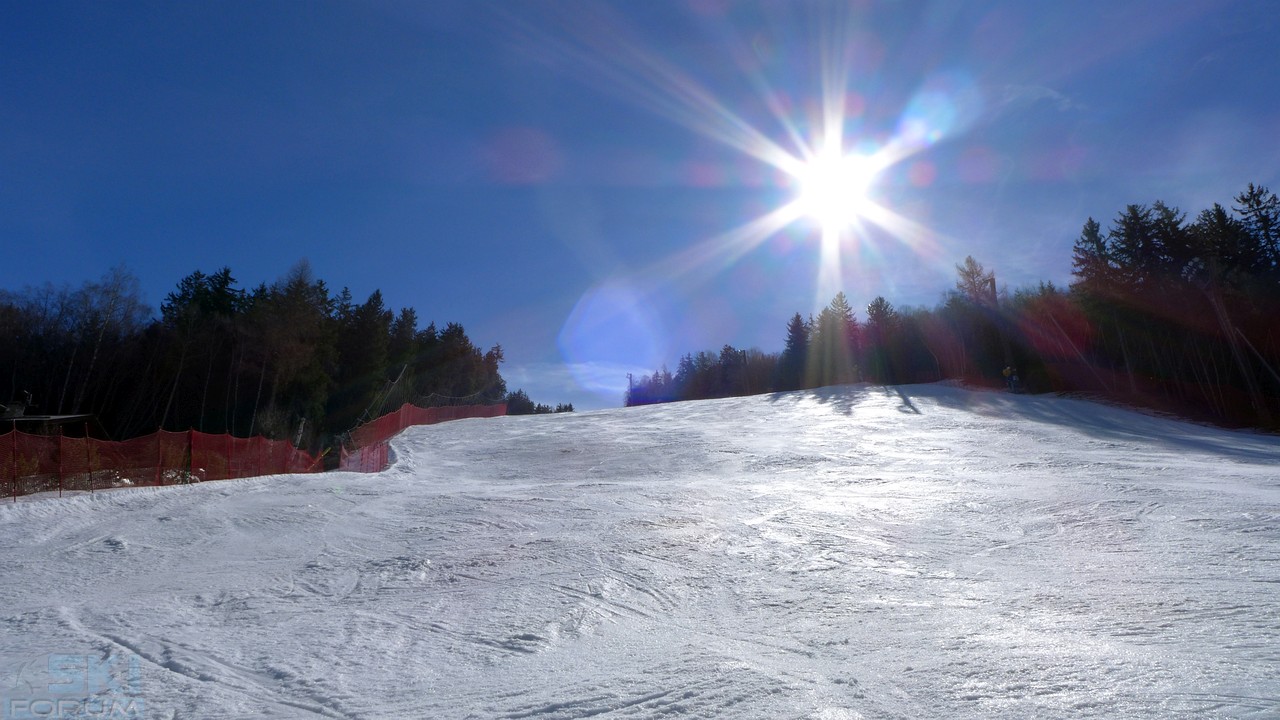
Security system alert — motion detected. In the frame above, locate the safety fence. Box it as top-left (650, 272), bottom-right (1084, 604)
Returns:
top-left (339, 402), bottom-right (507, 473)
top-left (0, 429), bottom-right (322, 501)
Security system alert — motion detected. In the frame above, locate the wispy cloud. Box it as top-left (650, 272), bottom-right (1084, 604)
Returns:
top-left (1002, 84), bottom-right (1080, 112)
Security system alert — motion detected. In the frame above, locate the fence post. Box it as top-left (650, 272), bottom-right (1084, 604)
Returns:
top-left (188, 429), bottom-right (194, 483)
top-left (58, 433), bottom-right (64, 499)
top-left (11, 429), bottom-right (16, 502)
top-left (155, 430), bottom-right (163, 486)
top-left (86, 423), bottom-right (93, 495)
top-left (227, 433), bottom-right (233, 480)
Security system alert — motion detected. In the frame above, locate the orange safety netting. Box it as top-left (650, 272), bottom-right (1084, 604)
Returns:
top-left (1, 428), bottom-right (321, 501)
top-left (339, 402), bottom-right (507, 473)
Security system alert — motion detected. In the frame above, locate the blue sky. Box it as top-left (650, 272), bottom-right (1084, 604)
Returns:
top-left (3, 0), bottom-right (1278, 410)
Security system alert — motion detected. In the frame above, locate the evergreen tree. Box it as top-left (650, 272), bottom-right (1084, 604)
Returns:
top-left (244, 261), bottom-right (336, 442)
top-left (1071, 218), bottom-right (1113, 297)
top-left (777, 312), bottom-right (809, 391)
top-left (505, 388), bottom-right (536, 415)
top-left (864, 296), bottom-right (898, 383)
top-left (329, 290), bottom-right (394, 431)
top-left (158, 267), bottom-right (243, 433)
top-left (1235, 184), bottom-right (1280, 274)
top-left (810, 292), bottom-right (858, 387)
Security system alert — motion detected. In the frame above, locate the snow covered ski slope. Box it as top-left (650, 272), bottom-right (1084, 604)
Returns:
top-left (2, 383), bottom-right (1278, 719)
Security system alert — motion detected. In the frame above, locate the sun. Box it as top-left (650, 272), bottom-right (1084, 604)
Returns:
top-left (794, 148), bottom-right (880, 234)
top-left (524, 4), bottom-right (952, 308)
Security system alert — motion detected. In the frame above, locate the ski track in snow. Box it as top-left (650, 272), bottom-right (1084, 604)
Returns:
top-left (1, 383), bottom-right (1279, 719)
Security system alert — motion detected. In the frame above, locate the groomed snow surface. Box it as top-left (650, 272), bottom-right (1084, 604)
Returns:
top-left (2, 383), bottom-right (1279, 719)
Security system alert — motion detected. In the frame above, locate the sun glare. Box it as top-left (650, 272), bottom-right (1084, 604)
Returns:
top-left (533, 5), bottom-right (956, 313)
top-left (795, 150), bottom-right (879, 233)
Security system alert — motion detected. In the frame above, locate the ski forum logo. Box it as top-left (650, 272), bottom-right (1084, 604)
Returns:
top-left (2, 653), bottom-right (144, 719)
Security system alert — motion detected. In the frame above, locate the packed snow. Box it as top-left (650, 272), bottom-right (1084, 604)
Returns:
top-left (2, 383), bottom-right (1278, 719)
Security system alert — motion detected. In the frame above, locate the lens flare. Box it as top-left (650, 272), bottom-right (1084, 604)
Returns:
top-left (558, 280), bottom-right (666, 388)
top-left (504, 4), bottom-right (971, 380)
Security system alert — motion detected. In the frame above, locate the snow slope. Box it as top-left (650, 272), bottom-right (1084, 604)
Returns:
top-left (1, 383), bottom-right (1278, 719)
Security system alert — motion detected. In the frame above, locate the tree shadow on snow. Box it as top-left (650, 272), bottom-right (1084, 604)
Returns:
top-left (765, 383), bottom-right (869, 416)
top-left (892, 386), bottom-right (921, 414)
top-left (903, 383), bottom-right (1280, 464)
top-left (764, 382), bottom-right (1278, 463)
top-left (765, 383), bottom-right (920, 416)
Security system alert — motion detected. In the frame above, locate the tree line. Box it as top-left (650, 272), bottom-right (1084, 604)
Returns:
top-left (627, 184), bottom-right (1280, 430)
top-left (0, 260), bottom-right (565, 451)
